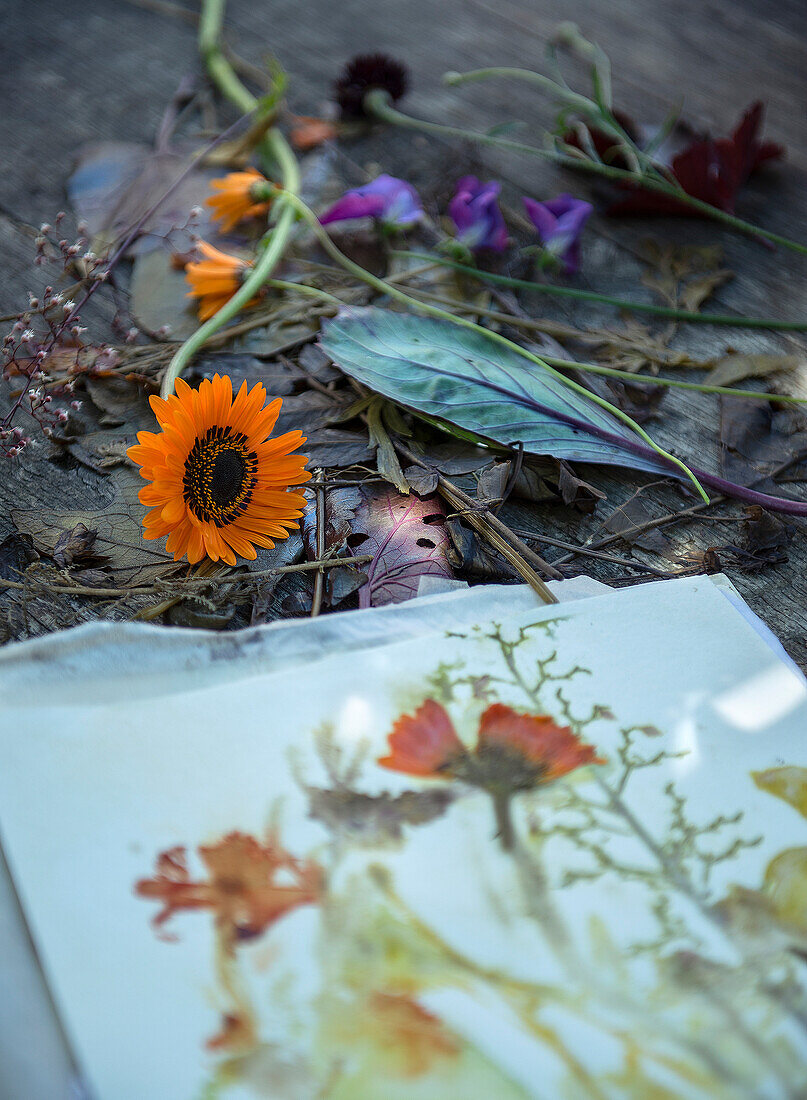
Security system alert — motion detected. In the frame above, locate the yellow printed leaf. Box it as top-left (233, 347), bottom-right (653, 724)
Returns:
top-left (752, 766), bottom-right (807, 819)
top-left (762, 847), bottom-right (807, 932)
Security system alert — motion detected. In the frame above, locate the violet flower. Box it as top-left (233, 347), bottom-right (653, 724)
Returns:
top-left (523, 194), bottom-right (593, 275)
top-left (448, 176), bottom-right (508, 252)
top-left (319, 174), bottom-right (422, 229)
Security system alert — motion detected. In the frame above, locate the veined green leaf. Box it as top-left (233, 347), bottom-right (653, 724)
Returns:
top-left (320, 307), bottom-right (672, 475)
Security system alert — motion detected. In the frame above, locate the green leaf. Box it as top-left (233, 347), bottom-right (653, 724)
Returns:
top-left (319, 308), bottom-right (672, 475)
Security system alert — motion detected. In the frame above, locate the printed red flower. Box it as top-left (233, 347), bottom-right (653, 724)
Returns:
top-left (378, 699), bottom-right (603, 791)
top-left (135, 831), bottom-right (322, 945)
top-left (377, 699), bottom-right (466, 776)
top-left (476, 703), bottom-right (604, 785)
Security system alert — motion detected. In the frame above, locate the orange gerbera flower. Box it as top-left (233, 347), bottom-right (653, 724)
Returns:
top-left (185, 241), bottom-right (254, 321)
top-left (128, 374), bottom-right (310, 565)
top-left (205, 168), bottom-right (273, 232)
top-left (379, 700), bottom-right (603, 790)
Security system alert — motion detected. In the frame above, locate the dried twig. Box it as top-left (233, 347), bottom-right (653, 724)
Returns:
top-left (311, 468), bottom-right (326, 616)
top-left (393, 440), bottom-right (561, 602)
top-left (0, 553), bottom-right (372, 599)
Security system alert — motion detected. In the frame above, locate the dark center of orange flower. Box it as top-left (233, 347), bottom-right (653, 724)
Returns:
top-left (183, 426), bottom-right (258, 526)
top-left (452, 743), bottom-right (546, 794)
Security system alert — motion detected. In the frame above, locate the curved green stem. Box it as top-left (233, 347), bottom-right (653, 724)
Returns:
top-left (266, 278), bottom-right (806, 405)
top-left (539, 356), bottom-right (807, 405)
top-left (278, 189), bottom-right (709, 502)
top-left (365, 90), bottom-right (807, 257)
top-left (391, 250), bottom-right (807, 332)
top-left (161, 0), bottom-right (300, 397)
top-left (444, 66), bottom-right (648, 175)
top-left (199, 0), bottom-right (255, 114)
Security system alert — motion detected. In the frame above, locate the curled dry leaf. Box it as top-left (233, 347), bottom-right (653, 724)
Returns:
top-left (68, 141), bottom-right (217, 257)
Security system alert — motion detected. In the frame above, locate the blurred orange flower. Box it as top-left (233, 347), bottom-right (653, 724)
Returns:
top-left (205, 168), bottom-right (272, 232)
top-left (136, 831), bottom-right (322, 947)
top-left (184, 240), bottom-right (254, 321)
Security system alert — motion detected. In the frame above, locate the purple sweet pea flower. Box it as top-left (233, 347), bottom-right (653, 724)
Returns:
top-left (448, 176), bottom-right (508, 252)
top-left (319, 174), bottom-right (422, 228)
top-left (523, 194), bottom-right (593, 275)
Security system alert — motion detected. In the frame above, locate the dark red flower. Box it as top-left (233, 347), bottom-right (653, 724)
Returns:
top-left (333, 54), bottom-right (409, 119)
top-left (568, 102), bottom-right (784, 216)
top-left (136, 831), bottom-right (322, 945)
top-left (378, 699), bottom-right (603, 791)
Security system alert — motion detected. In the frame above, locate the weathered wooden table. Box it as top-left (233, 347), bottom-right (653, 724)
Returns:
top-left (1, 0), bottom-right (806, 660)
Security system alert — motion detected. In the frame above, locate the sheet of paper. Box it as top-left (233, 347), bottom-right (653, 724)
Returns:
top-left (3, 576), bottom-right (807, 1100)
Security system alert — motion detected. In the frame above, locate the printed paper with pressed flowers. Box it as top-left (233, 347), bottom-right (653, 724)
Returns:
top-left (2, 577), bottom-right (807, 1099)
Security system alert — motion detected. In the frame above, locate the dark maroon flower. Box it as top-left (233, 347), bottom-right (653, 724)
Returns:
top-left (569, 102), bottom-right (784, 217)
top-left (334, 54), bottom-right (409, 120)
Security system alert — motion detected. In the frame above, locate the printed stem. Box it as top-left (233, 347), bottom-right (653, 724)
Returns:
top-left (392, 250), bottom-right (807, 332)
top-left (365, 90), bottom-right (807, 257)
top-left (491, 790), bottom-right (516, 850)
top-left (495, 631), bottom-right (807, 1042)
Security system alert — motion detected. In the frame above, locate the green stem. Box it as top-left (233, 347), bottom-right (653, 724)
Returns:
top-left (391, 250), bottom-right (807, 332)
top-left (266, 278), bottom-right (807, 406)
top-left (540, 356), bottom-right (807, 405)
top-left (199, 0), bottom-right (254, 113)
top-left (278, 189), bottom-right (709, 502)
top-left (162, 0), bottom-right (301, 398)
top-left (444, 66), bottom-right (648, 175)
top-left (365, 90), bottom-right (807, 257)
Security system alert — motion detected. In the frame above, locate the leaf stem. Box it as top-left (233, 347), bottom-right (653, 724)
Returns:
top-left (365, 90), bottom-right (807, 256)
top-left (277, 189), bottom-right (710, 502)
top-left (391, 250), bottom-right (807, 332)
top-left (539, 356), bottom-right (807, 406)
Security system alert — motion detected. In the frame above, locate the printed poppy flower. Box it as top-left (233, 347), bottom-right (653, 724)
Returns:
top-left (135, 831), bottom-right (322, 945)
top-left (205, 168), bottom-right (273, 232)
top-left (319, 174), bottom-right (423, 229)
top-left (128, 373), bottom-right (310, 566)
top-left (377, 699), bottom-right (467, 776)
top-left (379, 699), bottom-right (602, 788)
top-left (184, 241), bottom-right (254, 321)
top-left (334, 53), bottom-right (409, 119)
top-left (523, 194), bottom-right (593, 275)
top-left (448, 176), bottom-right (508, 252)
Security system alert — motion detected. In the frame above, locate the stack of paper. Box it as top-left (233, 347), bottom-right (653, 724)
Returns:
top-left (1, 575), bottom-right (806, 1100)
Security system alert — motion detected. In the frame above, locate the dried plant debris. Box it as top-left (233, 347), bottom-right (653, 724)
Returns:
top-left (719, 397), bottom-right (807, 489)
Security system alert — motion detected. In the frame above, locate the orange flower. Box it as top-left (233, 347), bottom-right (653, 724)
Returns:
top-left (205, 168), bottom-right (272, 232)
top-left (184, 240), bottom-right (254, 321)
top-left (377, 699), bottom-right (466, 776)
top-left (476, 703), bottom-right (603, 784)
top-left (379, 699), bottom-right (603, 791)
top-left (128, 373), bottom-right (310, 565)
top-left (135, 831), bottom-right (322, 945)
top-left (290, 116), bottom-right (337, 151)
